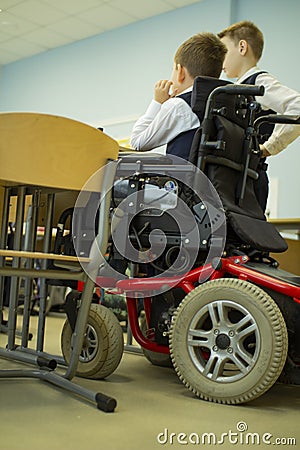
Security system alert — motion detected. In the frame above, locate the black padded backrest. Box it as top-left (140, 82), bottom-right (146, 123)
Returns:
top-left (204, 115), bottom-right (263, 218)
top-left (191, 76), bottom-right (232, 122)
top-left (189, 77), bottom-right (230, 167)
top-left (191, 82), bottom-right (287, 253)
top-left (189, 76), bottom-right (255, 167)
top-left (191, 76), bottom-right (254, 125)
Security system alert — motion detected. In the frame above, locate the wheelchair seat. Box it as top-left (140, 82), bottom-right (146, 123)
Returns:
top-left (245, 262), bottom-right (300, 287)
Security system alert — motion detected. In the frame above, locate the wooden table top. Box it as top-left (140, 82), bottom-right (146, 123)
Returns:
top-left (0, 112), bottom-right (119, 191)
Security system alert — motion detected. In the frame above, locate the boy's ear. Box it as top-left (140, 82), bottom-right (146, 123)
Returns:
top-left (177, 64), bottom-right (186, 83)
top-left (238, 39), bottom-right (248, 56)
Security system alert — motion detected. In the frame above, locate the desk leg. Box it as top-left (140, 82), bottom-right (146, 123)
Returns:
top-left (21, 190), bottom-right (41, 348)
top-left (0, 187), bottom-right (11, 328)
top-left (37, 193), bottom-right (55, 352)
top-left (7, 187), bottom-right (26, 350)
top-left (64, 274), bottom-right (96, 380)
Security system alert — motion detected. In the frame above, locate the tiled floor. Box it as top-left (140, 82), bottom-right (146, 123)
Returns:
top-left (0, 312), bottom-right (299, 450)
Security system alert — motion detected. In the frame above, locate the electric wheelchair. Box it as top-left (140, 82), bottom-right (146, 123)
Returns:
top-left (59, 76), bottom-right (300, 405)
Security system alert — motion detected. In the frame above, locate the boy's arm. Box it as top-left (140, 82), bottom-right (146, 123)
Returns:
top-left (256, 73), bottom-right (300, 156)
top-left (130, 97), bottom-right (199, 151)
top-left (130, 100), bottom-right (165, 150)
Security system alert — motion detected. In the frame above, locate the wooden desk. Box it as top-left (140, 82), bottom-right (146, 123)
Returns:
top-left (0, 112), bottom-right (119, 190)
top-left (269, 218), bottom-right (300, 275)
top-left (0, 112), bottom-right (119, 410)
top-left (269, 218), bottom-right (300, 233)
top-left (0, 112), bottom-right (119, 226)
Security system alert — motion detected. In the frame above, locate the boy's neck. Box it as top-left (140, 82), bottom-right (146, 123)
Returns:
top-left (176, 82), bottom-right (193, 95)
top-left (238, 57), bottom-right (258, 79)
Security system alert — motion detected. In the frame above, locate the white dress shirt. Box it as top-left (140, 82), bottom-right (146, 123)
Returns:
top-left (238, 67), bottom-right (300, 155)
top-left (130, 87), bottom-right (200, 151)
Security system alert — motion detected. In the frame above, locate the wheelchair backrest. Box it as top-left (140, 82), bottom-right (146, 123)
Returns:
top-left (189, 77), bottom-right (287, 253)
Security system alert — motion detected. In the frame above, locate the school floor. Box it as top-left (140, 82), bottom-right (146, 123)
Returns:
top-left (0, 311), bottom-right (299, 450)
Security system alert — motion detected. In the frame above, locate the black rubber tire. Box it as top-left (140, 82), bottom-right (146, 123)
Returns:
top-left (140, 318), bottom-right (173, 368)
top-left (61, 304), bottom-right (124, 379)
top-left (170, 278), bottom-right (288, 404)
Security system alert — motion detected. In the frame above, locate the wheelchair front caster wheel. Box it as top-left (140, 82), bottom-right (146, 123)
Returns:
top-left (61, 304), bottom-right (124, 379)
top-left (170, 278), bottom-right (288, 404)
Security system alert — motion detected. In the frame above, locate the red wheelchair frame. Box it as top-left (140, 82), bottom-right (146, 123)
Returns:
top-left (111, 254), bottom-right (300, 355)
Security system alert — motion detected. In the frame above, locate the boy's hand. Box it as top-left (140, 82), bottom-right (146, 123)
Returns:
top-left (154, 80), bottom-right (177, 104)
top-left (259, 144), bottom-right (271, 157)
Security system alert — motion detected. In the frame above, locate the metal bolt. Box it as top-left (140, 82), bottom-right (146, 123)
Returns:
top-left (213, 345), bottom-right (218, 352)
top-left (184, 238), bottom-right (190, 244)
top-left (131, 183), bottom-right (136, 188)
top-left (202, 240), bottom-right (207, 245)
top-left (228, 330), bottom-right (235, 337)
top-left (128, 202), bottom-right (134, 207)
top-left (214, 329), bottom-right (219, 335)
top-left (227, 347), bottom-right (233, 354)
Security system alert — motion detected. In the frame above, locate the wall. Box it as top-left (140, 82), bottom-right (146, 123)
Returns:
top-left (0, 0), bottom-right (299, 217)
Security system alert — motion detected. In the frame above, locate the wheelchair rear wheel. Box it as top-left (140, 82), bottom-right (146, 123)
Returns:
top-left (170, 278), bottom-right (288, 404)
top-left (61, 304), bottom-right (124, 379)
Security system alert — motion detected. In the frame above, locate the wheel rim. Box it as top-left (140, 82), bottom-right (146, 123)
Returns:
top-left (79, 324), bottom-right (99, 363)
top-left (187, 300), bottom-right (260, 382)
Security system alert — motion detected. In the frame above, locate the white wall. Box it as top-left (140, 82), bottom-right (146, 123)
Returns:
top-left (0, 0), bottom-right (299, 217)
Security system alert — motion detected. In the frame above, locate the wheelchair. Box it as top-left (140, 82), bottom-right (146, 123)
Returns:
top-left (58, 76), bottom-right (300, 405)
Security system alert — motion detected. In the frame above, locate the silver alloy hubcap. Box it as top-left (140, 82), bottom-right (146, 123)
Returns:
top-left (79, 324), bottom-right (99, 362)
top-left (187, 300), bottom-right (260, 382)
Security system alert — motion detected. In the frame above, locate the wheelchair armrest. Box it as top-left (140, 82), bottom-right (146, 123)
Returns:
top-left (210, 84), bottom-right (265, 98)
top-left (118, 152), bottom-right (171, 163)
top-left (116, 153), bottom-right (196, 178)
top-left (254, 114), bottom-right (300, 128)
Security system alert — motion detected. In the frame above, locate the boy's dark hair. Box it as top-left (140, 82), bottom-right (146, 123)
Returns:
top-left (218, 20), bottom-right (264, 61)
top-left (174, 32), bottom-right (227, 79)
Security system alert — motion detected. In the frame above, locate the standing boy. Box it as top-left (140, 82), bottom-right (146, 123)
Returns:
top-left (130, 32), bottom-right (227, 161)
top-left (218, 20), bottom-right (300, 210)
